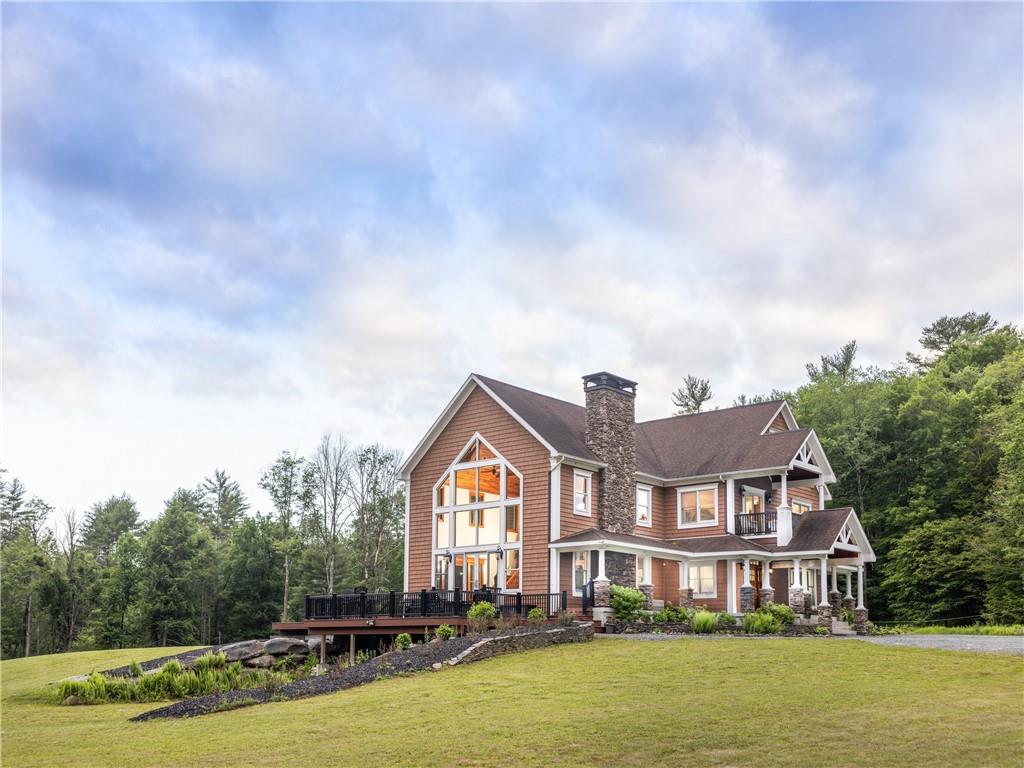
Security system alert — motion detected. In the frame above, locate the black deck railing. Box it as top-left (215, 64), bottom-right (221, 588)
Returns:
top-left (303, 589), bottom-right (568, 621)
top-left (735, 511), bottom-right (777, 536)
top-left (580, 579), bottom-right (595, 614)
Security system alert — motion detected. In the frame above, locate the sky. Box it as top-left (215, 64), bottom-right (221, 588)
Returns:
top-left (3, 2), bottom-right (1022, 523)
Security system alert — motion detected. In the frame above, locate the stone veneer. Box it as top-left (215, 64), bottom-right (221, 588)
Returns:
top-left (788, 587), bottom-right (805, 615)
top-left (583, 374), bottom-right (638, 587)
top-left (678, 588), bottom-right (694, 609)
top-left (853, 607), bottom-right (869, 635)
top-left (817, 603), bottom-right (832, 629)
top-left (829, 590), bottom-right (842, 616)
top-left (638, 584), bottom-right (654, 610)
top-left (593, 578), bottom-right (611, 608)
top-left (841, 596), bottom-right (856, 613)
top-left (739, 585), bottom-right (756, 614)
top-left (759, 587), bottom-right (775, 606)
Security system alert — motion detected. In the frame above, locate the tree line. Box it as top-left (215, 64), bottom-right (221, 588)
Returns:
top-left (0, 437), bottom-right (404, 658)
top-left (674, 312), bottom-right (1023, 625)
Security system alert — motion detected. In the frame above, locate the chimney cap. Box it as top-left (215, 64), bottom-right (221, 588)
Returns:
top-left (582, 371), bottom-right (638, 397)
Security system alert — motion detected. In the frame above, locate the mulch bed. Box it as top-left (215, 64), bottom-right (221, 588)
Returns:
top-left (131, 626), bottom-right (572, 722)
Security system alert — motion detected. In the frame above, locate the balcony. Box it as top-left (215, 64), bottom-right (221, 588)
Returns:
top-left (735, 511), bottom-right (777, 536)
top-left (303, 589), bottom-right (567, 621)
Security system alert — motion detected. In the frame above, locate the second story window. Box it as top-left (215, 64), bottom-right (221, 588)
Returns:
top-left (793, 499), bottom-right (812, 514)
top-left (573, 470), bottom-right (592, 516)
top-left (743, 490), bottom-right (764, 515)
top-left (677, 484), bottom-right (718, 527)
top-left (636, 485), bottom-right (652, 527)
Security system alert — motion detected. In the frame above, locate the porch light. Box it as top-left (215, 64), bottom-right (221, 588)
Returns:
top-left (493, 545), bottom-right (503, 558)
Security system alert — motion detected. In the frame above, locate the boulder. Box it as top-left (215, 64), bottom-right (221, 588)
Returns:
top-left (64, 695), bottom-right (85, 706)
top-left (220, 639), bottom-right (266, 662)
top-left (243, 654), bottom-right (276, 669)
top-left (264, 636), bottom-right (309, 657)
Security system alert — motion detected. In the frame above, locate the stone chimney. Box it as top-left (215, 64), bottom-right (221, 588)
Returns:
top-left (582, 372), bottom-right (638, 587)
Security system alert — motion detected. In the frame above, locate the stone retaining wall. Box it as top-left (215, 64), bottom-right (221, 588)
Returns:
top-left (605, 620), bottom-right (823, 637)
top-left (448, 622), bottom-right (594, 665)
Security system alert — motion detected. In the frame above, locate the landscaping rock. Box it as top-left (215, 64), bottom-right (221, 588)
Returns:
top-left (220, 640), bottom-right (266, 662)
top-left (431, 662), bottom-right (442, 670)
top-left (264, 637), bottom-right (309, 656)
top-left (64, 695), bottom-right (85, 706)
top-left (243, 654), bottom-right (276, 669)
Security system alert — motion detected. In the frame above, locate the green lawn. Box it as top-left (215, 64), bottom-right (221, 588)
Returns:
top-left (2, 638), bottom-right (1022, 767)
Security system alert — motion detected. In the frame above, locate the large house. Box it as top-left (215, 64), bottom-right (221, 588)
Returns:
top-left (400, 371), bottom-right (875, 629)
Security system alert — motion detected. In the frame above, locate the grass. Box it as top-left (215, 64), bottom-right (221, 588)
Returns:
top-left (879, 624), bottom-right (1024, 636)
top-left (2, 638), bottom-right (1022, 767)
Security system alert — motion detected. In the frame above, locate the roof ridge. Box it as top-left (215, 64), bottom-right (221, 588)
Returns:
top-left (637, 399), bottom-right (786, 427)
top-left (472, 373), bottom-right (584, 412)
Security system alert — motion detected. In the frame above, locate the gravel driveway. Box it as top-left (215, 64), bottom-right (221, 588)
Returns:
top-left (599, 633), bottom-right (1024, 655)
top-left (850, 634), bottom-right (1024, 655)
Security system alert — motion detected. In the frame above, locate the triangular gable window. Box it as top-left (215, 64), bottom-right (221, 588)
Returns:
top-left (458, 437), bottom-right (496, 463)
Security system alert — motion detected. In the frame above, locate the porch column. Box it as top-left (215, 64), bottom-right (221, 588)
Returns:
top-left (779, 473), bottom-right (788, 507)
top-left (739, 558), bottom-right (755, 613)
top-left (726, 560), bottom-right (737, 614)
top-left (842, 569), bottom-right (856, 613)
top-left (817, 481), bottom-right (826, 509)
top-left (678, 561), bottom-right (694, 608)
top-left (638, 556), bottom-right (655, 609)
top-left (853, 564), bottom-right (869, 634)
top-left (828, 565), bottom-right (842, 615)
top-left (817, 557), bottom-right (832, 629)
top-left (776, 474), bottom-right (793, 545)
top-left (759, 559), bottom-right (775, 605)
top-left (593, 548), bottom-right (611, 609)
top-left (788, 558), bottom-right (805, 614)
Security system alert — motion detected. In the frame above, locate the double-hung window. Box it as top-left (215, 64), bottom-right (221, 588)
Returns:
top-left (573, 470), bottom-right (592, 516)
top-left (792, 499), bottom-right (812, 515)
top-left (636, 484), bottom-right (652, 528)
top-left (677, 484), bottom-right (718, 528)
top-left (573, 551), bottom-right (590, 593)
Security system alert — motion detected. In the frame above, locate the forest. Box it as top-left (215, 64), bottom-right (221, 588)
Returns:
top-left (1, 312), bottom-right (1020, 658)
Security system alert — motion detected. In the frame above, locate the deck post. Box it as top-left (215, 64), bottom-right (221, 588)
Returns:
top-left (320, 634), bottom-right (326, 665)
top-left (349, 634), bottom-right (355, 666)
top-left (359, 591), bottom-right (367, 617)
top-left (388, 590), bottom-right (396, 617)
top-left (420, 589), bottom-right (428, 616)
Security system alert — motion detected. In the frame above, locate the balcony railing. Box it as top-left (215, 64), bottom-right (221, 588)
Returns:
top-left (735, 511), bottom-right (777, 536)
top-left (303, 589), bottom-right (567, 621)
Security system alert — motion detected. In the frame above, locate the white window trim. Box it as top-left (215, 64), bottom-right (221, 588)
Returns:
top-left (689, 562), bottom-right (717, 598)
top-left (676, 483), bottom-right (719, 529)
top-left (573, 469), bottom-right (593, 517)
top-left (792, 498), bottom-right (812, 515)
top-left (636, 483), bottom-right (653, 528)
top-left (571, 550), bottom-right (591, 596)
top-left (431, 433), bottom-right (524, 592)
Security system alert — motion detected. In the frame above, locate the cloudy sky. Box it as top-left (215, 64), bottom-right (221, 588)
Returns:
top-left (3, 3), bottom-right (1022, 521)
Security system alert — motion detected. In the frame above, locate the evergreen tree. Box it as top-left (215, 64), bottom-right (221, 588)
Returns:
top-left (82, 494), bottom-right (140, 565)
top-left (199, 469), bottom-right (249, 542)
top-left (260, 451), bottom-right (306, 622)
top-left (671, 375), bottom-right (713, 414)
top-left (221, 515), bottom-right (283, 640)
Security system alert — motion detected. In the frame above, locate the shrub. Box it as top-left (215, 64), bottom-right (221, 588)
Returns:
top-left (690, 609), bottom-right (719, 634)
top-left (652, 603), bottom-right (691, 625)
top-left (434, 624), bottom-right (456, 641)
top-left (527, 607), bottom-right (546, 625)
top-left (394, 633), bottom-right (413, 651)
top-left (763, 602), bottom-right (796, 626)
top-left (610, 585), bottom-right (646, 623)
top-left (814, 625), bottom-right (830, 635)
top-left (467, 601), bottom-right (498, 633)
top-left (742, 611), bottom-right (783, 634)
top-left (557, 611), bottom-right (577, 626)
top-left (716, 612), bottom-right (737, 628)
top-left (161, 659), bottom-right (183, 675)
top-left (192, 652), bottom-right (227, 673)
top-left (839, 606), bottom-right (856, 624)
top-left (128, 660), bottom-right (144, 678)
top-left (354, 649), bottom-right (376, 665)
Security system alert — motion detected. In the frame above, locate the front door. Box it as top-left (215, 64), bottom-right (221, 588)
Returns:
top-left (752, 562), bottom-right (764, 609)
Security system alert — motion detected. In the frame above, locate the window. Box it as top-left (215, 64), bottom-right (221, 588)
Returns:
top-left (433, 434), bottom-right (524, 590)
top-left (573, 471), bottom-right (592, 516)
top-left (793, 499), bottom-right (812, 515)
top-left (636, 485), bottom-right (652, 527)
top-left (635, 556), bottom-right (646, 586)
top-left (573, 550), bottom-right (590, 593)
top-left (677, 485), bottom-right (718, 527)
top-left (689, 563), bottom-right (716, 597)
top-left (504, 549), bottom-right (520, 590)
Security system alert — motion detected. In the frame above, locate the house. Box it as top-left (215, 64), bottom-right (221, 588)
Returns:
top-left (399, 371), bottom-right (875, 630)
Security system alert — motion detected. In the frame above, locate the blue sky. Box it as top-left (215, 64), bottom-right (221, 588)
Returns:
top-left (3, 3), bottom-right (1022, 519)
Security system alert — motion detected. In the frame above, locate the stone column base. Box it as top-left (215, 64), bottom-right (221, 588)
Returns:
top-left (803, 592), bottom-right (813, 620)
top-left (759, 587), bottom-right (775, 607)
top-left (817, 603), bottom-right (832, 630)
top-left (593, 578), bottom-right (611, 609)
top-left (678, 588), bottom-right (694, 609)
top-left (788, 587), bottom-right (805, 615)
top-left (829, 590), bottom-right (842, 615)
top-left (739, 585), bottom-right (756, 614)
top-left (853, 607), bottom-right (869, 635)
top-left (841, 596), bottom-right (856, 613)
top-left (638, 583), bottom-right (654, 610)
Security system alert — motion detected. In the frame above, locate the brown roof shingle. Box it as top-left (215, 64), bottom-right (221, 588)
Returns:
top-left (475, 374), bottom-right (807, 479)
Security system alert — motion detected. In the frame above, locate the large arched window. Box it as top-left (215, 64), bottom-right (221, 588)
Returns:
top-left (432, 433), bottom-right (523, 592)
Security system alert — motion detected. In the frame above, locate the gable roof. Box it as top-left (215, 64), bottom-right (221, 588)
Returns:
top-left (401, 373), bottom-right (833, 483)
